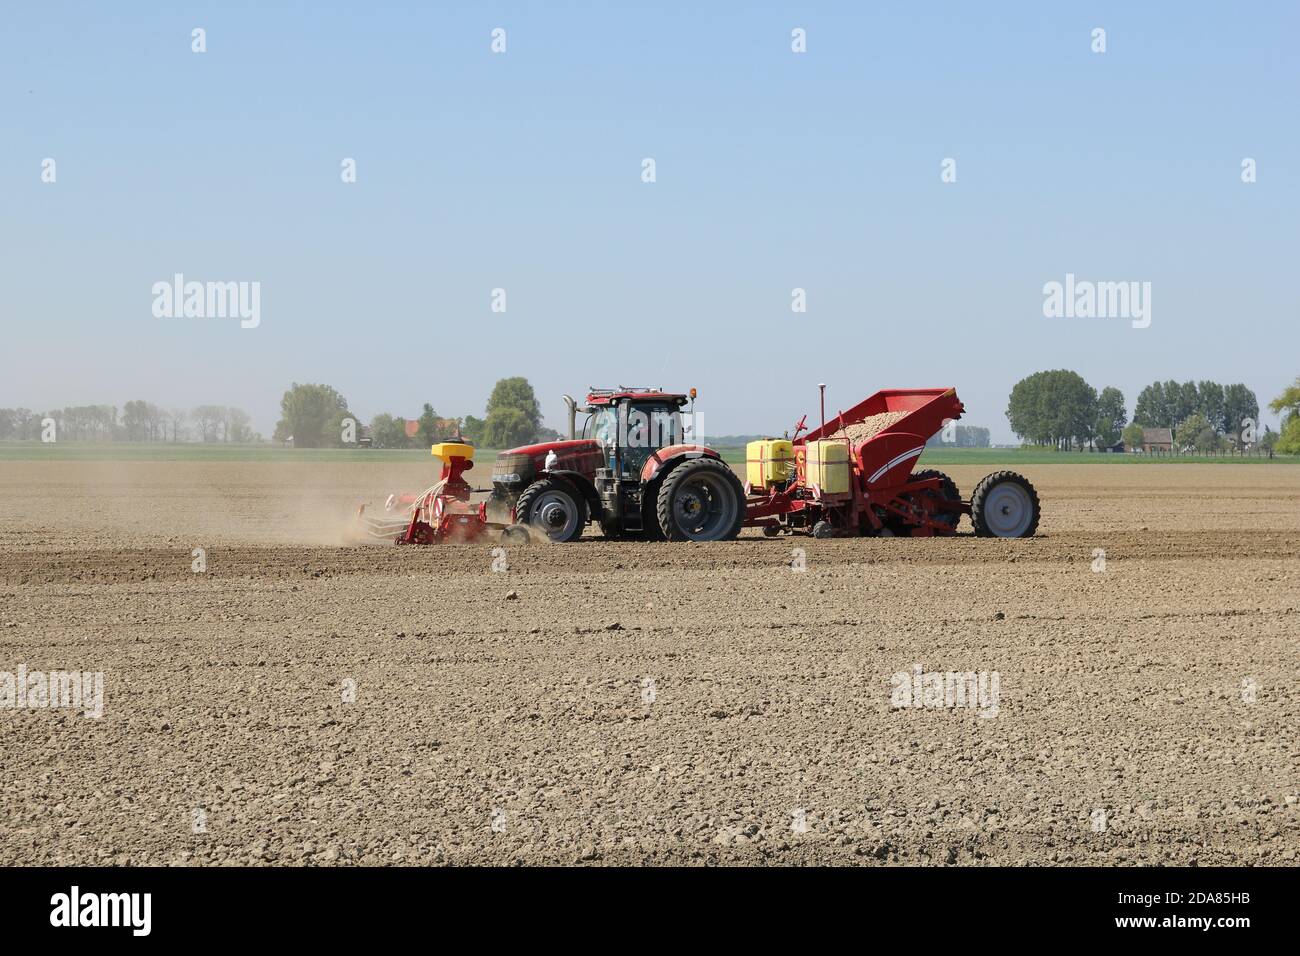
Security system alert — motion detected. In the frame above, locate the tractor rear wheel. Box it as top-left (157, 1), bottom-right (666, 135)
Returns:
top-left (655, 458), bottom-right (746, 541)
top-left (515, 478), bottom-right (587, 542)
top-left (970, 471), bottom-right (1040, 538)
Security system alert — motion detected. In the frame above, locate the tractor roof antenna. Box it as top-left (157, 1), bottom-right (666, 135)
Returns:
top-left (819, 383), bottom-right (827, 434)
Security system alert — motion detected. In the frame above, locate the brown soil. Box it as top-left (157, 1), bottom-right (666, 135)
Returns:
top-left (1, 460), bottom-right (1297, 866)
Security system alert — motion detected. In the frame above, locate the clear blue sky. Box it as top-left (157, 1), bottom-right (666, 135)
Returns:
top-left (3, 1), bottom-right (1297, 441)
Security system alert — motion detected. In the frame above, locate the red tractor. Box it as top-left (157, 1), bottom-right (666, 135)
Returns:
top-left (358, 383), bottom-right (1040, 545)
top-left (488, 387), bottom-right (746, 542)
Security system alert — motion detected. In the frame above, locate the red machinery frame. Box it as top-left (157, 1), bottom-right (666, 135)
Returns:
top-left (743, 388), bottom-right (970, 537)
top-left (356, 443), bottom-right (512, 545)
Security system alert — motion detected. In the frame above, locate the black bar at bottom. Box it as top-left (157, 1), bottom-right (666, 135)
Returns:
top-left (0, 865), bottom-right (1280, 941)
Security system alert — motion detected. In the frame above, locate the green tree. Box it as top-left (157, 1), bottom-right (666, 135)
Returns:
top-left (1007, 372), bottom-right (1051, 446)
top-left (461, 415), bottom-right (486, 445)
top-left (1197, 381), bottom-right (1226, 433)
top-left (1222, 383), bottom-right (1260, 448)
top-left (486, 378), bottom-right (541, 430)
top-left (483, 407), bottom-right (534, 448)
top-left (368, 413), bottom-right (410, 449)
top-left (1094, 387), bottom-right (1127, 448)
top-left (166, 408), bottom-right (187, 442)
top-left (121, 400), bottom-right (152, 441)
top-left (368, 413), bottom-right (403, 449)
top-left (274, 383), bottom-right (349, 448)
top-left (192, 404), bottom-right (225, 442)
top-left (1121, 421), bottom-right (1145, 451)
top-left (220, 406), bottom-right (253, 443)
top-left (1159, 381), bottom-right (1190, 427)
top-left (416, 403), bottom-right (440, 446)
top-left (1268, 378), bottom-right (1300, 454)
top-left (1007, 369), bottom-right (1097, 449)
top-left (1133, 381), bottom-right (1169, 427)
top-left (1175, 411), bottom-right (1211, 452)
top-left (480, 377), bottom-right (543, 447)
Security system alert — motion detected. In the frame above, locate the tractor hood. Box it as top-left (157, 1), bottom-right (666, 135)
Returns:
top-left (503, 438), bottom-right (600, 459)
top-left (492, 439), bottom-right (605, 486)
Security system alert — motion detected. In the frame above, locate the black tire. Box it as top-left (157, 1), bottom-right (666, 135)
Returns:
top-left (906, 469), bottom-right (962, 533)
top-left (515, 478), bottom-right (587, 542)
top-left (640, 479), bottom-right (668, 541)
top-left (970, 471), bottom-right (1040, 538)
top-left (655, 458), bottom-right (746, 541)
top-left (811, 520), bottom-right (834, 539)
top-left (501, 525), bottom-right (531, 545)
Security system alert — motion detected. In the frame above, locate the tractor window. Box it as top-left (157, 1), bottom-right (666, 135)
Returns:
top-left (585, 404), bottom-right (683, 449)
top-left (649, 407), bottom-right (683, 447)
top-left (625, 404), bottom-right (682, 449)
top-left (590, 408), bottom-right (617, 447)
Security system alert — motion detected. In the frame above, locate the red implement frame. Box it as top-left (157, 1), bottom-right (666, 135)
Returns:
top-left (356, 451), bottom-right (498, 545)
top-left (744, 387), bottom-right (968, 537)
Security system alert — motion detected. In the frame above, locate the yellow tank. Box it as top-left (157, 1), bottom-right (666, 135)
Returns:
top-left (430, 442), bottom-right (474, 463)
top-left (805, 440), bottom-right (851, 494)
top-left (745, 439), bottom-right (794, 488)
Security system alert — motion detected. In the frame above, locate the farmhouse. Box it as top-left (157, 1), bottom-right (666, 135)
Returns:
top-left (1141, 427), bottom-right (1174, 454)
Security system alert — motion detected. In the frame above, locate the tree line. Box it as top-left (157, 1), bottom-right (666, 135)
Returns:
top-left (272, 376), bottom-right (560, 449)
top-left (1006, 371), bottom-right (1128, 449)
top-left (0, 404), bottom-right (254, 443)
top-left (1006, 370), bottom-right (1280, 453)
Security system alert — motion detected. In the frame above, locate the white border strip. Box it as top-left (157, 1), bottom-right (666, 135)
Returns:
top-left (867, 446), bottom-right (924, 484)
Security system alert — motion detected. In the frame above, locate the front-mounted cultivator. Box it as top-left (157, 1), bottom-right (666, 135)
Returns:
top-left (356, 442), bottom-right (530, 545)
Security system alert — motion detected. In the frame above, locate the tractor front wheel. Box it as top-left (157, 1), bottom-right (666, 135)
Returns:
top-left (655, 459), bottom-right (746, 542)
top-left (515, 478), bottom-right (587, 542)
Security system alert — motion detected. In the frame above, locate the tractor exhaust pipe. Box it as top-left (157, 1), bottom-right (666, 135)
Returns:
top-left (562, 394), bottom-right (577, 440)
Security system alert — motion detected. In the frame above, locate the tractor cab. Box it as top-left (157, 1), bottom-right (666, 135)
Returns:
top-left (502, 384), bottom-right (745, 543)
top-left (583, 388), bottom-right (690, 478)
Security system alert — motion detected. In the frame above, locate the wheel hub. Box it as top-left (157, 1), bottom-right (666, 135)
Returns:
top-left (983, 484), bottom-right (1032, 536)
top-left (678, 492), bottom-right (704, 519)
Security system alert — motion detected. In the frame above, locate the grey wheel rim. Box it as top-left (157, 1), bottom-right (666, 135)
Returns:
top-left (982, 482), bottom-right (1034, 537)
top-left (529, 491), bottom-right (579, 540)
top-left (670, 473), bottom-right (738, 539)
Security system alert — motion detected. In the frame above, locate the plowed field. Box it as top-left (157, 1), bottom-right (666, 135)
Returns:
top-left (1, 461), bottom-right (1296, 865)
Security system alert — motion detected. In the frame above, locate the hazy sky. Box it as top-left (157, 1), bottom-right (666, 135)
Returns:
top-left (3, 1), bottom-right (1297, 442)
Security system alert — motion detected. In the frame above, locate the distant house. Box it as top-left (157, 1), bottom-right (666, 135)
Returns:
top-left (1141, 427), bottom-right (1173, 454)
